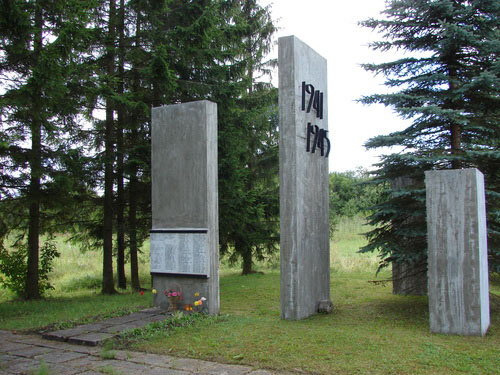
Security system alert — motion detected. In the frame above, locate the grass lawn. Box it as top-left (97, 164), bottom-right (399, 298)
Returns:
top-left (0, 216), bottom-right (498, 374)
top-left (125, 217), bottom-right (500, 375)
top-left (127, 270), bottom-right (499, 375)
top-left (0, 235), bottom-right (154, 331)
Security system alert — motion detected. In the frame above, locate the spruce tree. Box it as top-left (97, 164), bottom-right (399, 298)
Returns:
top-left (359, 0), bottom-right (500, 281)
top-left (0, 0), bottom-right (96, 299)
top-left (216, 0), bottom-right (279, 274)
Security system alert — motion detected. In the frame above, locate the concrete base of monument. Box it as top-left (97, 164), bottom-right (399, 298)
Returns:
top-left (152, 274), bottom-right (219, 315)
top-left (317, 300), bottom-right (334, 314)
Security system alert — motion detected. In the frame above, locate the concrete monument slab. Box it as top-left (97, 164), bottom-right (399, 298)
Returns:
top-left (151, 101), bottom-right (219, 314)
top-left (425, 168), bottom-right (490, 336)
top-left (279, 35), bottom-right (331, 320)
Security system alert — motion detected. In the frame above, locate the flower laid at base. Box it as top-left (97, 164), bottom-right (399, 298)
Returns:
top-left (140, 288), bottom-right (207, 313)
top-left (165, 289), bottom-right (183, 312)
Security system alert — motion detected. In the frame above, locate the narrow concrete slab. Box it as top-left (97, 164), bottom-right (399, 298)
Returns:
top-left (67, 332), bottom-right (116, 346)
top-left (279, 35), bottom-right (331, 320)
top-left (35, 350), bottom-right (88, 363)
top-left (6, 345), bottom-right (55, 358)
top-left (151, 101), bottom-right (220, 315)
top-left (426, 169), bottom-right (490, 336)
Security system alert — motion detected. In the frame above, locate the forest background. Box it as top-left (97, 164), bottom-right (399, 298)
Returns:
top-left (0, 0), bottom-right (498, 301)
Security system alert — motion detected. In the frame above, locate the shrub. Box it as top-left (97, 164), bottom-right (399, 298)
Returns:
top-left (0, 240), bottom-right (60, 298)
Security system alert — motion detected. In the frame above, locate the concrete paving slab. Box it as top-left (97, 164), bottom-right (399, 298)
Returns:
top-left (43, 327), bottom-right (90, 342)
top-left (102, 321), bottom-right (147, 334)
top-left (200, 362), bottom-right (254, 375)
top-left (170, 357), bottom-right (232, 373)
top-left (126, 352), bottom-right (175, 367)
top-left (2, 357), bottom-right (40, 373)
top-left (0, 342), bottom-right (31, 353)
top-left (103, 312), bottom-right (151, 325)
top-left (0, 354), bottom-right (18, 363)
top-left (148, 368), bottom-right (190, 375)
top-left (7, 345), bottom-right (55, 358)
top-left (100, 360), bottom-right (158, 375)
top-left (35, 350), bottom-right (87, 364)
top-left (65, 354), bottom-right (102, 368)
top-left (45, 363), bottom-right (89, 375)
top-left (58, 342), bottom-right (101, 355)
top-left (67, 332), bottom-right (115, 346)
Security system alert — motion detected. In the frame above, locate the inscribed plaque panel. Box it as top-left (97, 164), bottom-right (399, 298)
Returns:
top-left (150, 232), bottom-right (209, 276)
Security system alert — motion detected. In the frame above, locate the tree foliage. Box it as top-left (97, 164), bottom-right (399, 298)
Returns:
top-left (329, 169), bottom-right (385, 218)
top-left (0, 0), bottom-right (97, 299)
top-left (1, 0), bottom-right (279, 295)
top-left (359, 0), bottom-right (500, 273)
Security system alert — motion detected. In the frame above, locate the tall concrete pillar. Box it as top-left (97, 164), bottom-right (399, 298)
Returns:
top-left (279, 36), bottom-right (331, 320)
top-left (151, 101), bottom-right (219, 314)
top-left (425, 168), bottom-right (489, 336)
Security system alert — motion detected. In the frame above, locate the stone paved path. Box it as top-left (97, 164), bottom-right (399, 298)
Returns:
top-left (42, 308), bottom-right (170, 346)
top-left (0, 330), bottom-right (284, 375)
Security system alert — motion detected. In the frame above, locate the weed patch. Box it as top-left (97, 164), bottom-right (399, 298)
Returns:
top-left (115, 313), bottom-right (227, 348)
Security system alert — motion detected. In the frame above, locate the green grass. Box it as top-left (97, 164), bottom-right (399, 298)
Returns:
top-left (123, 216), bottom-right (499, 375)
top-left (127, 270), bottom-right (500, 375)
top-left (0, 235), bottom-right (154, 331)
top-left (1, 217), bottom-right (499, 375)
top-left (330, 215), bottom-right (379, 273)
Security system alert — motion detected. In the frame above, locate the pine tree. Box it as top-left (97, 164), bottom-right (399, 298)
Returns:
top-left (359, 0), bottom-right (500, 281)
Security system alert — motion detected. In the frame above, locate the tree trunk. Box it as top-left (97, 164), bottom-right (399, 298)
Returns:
top-left (102, 0), bottom-right (117, 295)
top-left (25, 2), bottom-right (43, 300)
top-left (129, 172), bottom-right (141, 290)
top-left (128, 11), bottom-right (142, 292)
top-left (116, 0), bottom-right (126, 289)
top-left (116, 115), bottom-right (126, 289)
top-left (237, 238), bottom-right (253, 275)
top-left (242, 250), bottom-right (253, 275)
top-left (26, 117), bottom-right (41, 300)
top-left (448, 65), bottom-right (462, 169)
top-left (450, 123), bottom-right (462, 169)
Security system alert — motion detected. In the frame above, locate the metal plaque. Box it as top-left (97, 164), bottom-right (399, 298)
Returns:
top-left (150, 231), bottom-right (210, 277)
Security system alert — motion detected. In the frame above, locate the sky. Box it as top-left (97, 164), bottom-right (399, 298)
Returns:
top-left (259, 0), bottom-right (410, 172)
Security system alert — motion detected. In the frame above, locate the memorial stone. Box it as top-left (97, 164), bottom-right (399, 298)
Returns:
top-left (151, 100), bottom-right (219, 314)
top-left (279, 35), bottom-right (332, 320)
top-left (425, 168), bottom-right (490, 336)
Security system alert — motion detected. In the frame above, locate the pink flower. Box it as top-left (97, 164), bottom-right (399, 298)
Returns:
top-left (140, 291), bottom-right (144, 296)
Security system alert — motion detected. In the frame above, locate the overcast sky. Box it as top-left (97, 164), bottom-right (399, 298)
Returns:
top-left (259, 0), bottom-right (410, 172)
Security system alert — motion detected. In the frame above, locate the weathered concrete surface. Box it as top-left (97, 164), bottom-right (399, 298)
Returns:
top-left (151, 101), bottom-right (219, 315)
top-left (425, 168), bottom-right (490, 336)
top-left (279, 36), bottom-right (331, 320)
top-left (0, 330), bottom-right (284, 375)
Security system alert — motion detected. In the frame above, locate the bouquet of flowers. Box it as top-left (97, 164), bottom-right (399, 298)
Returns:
top-left (165, 289), bottom-right (182, 312)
